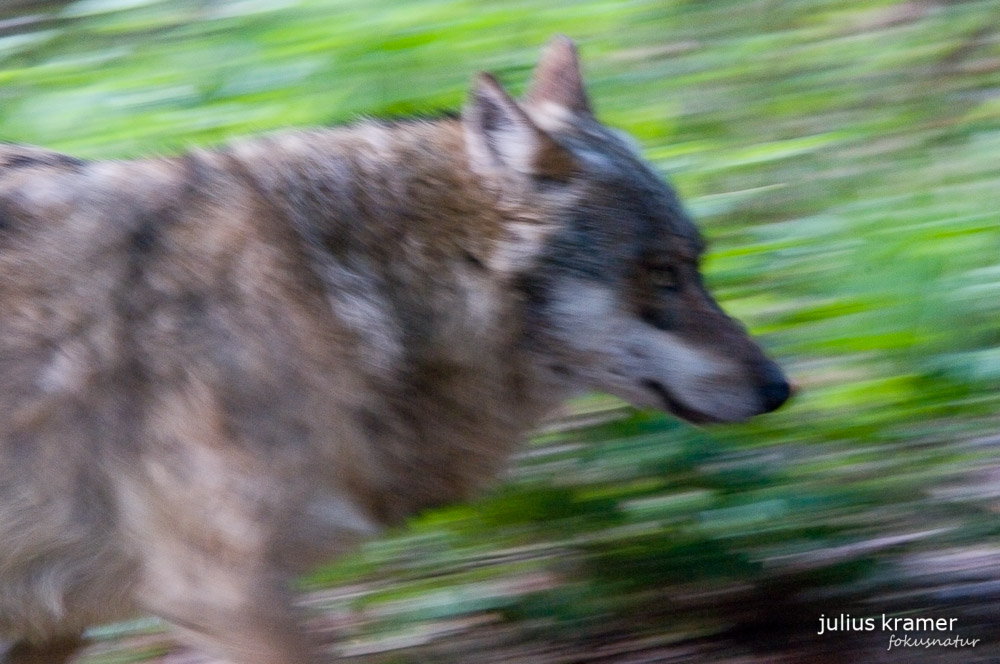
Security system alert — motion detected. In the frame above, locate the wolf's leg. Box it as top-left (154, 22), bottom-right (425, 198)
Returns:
top-left (2, 635), bottom-right (85, 664)
top-left (139, 554), bottom-right (319, 664)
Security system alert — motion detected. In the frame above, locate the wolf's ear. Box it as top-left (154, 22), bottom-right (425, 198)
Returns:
top-left (463, 72), bottom-right (578, 180)
top-left (524, 35), bottom-right (591, 116)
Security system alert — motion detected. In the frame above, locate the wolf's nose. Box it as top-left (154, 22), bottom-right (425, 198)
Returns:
top-left (758, 362), bottom-right (791, 413)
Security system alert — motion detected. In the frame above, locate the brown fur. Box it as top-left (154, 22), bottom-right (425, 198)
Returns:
top-left (0, 38), bottom-right (788, 663)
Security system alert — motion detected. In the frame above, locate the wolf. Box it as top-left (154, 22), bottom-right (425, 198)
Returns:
top-left (0, 37), bottom-right (789, 663)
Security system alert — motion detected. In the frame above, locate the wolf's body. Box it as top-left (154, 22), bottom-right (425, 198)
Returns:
top-left (0, 39), bottom-right (788, 663)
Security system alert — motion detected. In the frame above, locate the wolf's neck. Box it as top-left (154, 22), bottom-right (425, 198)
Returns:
top-left (234, 122), bottom-right (544, 509)
top-left (223, 123), bottom-right (562, 520)
top-left (247, 120), bottom-right (510, 352)
top-left (229, 119), bottom-right (503, 255)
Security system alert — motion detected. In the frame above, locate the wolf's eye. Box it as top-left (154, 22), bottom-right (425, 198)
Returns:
top-left (649, 264), bottom-right (679, 292)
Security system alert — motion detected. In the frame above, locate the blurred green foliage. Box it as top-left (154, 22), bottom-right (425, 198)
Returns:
top-left (3, 0), bottom-right (999, 659)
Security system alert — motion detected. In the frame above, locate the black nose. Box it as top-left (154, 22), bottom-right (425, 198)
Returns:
top-left (758, 362), bottom-right (791, 413)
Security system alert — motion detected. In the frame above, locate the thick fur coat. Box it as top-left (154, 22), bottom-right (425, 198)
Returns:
top-left (0, 38), bottom-right (788, 663)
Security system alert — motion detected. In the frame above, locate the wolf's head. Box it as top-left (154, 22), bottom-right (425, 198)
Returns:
top-left (463, 36), bottom-right (789, 424)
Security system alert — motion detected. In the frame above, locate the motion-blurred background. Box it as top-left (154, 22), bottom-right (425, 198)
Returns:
top-left (3, 1), bottom-right (998, 662)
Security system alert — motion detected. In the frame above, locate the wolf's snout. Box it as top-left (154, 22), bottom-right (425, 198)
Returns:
top-left (757, 361), bottom-right (791, 413)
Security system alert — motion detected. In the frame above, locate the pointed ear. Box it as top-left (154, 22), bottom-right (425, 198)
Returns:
top-left (524, 35), bottom-right (591, 116)
top-left (463, 72), bottom-right (578, 180)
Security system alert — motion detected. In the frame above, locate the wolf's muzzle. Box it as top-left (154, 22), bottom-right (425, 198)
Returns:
top-left (757, 361), bottom-right (791, 413)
